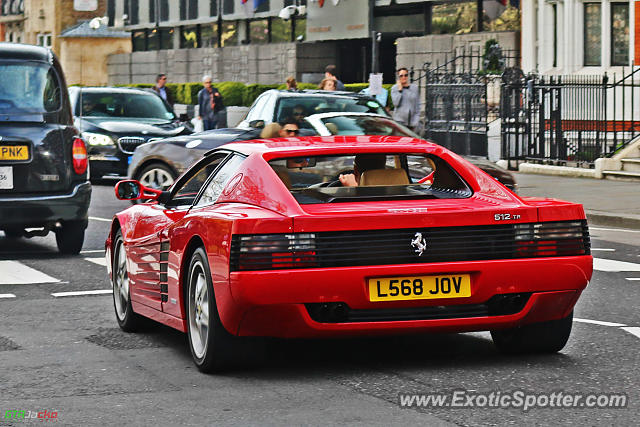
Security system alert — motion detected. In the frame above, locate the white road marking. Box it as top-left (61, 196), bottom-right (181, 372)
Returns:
top-left (0, 293), bottom-right (16, 298)
top-left (590, 226), bottom-right (640, 233)
top-left (51, 289), bottom-right (112, 298)
top-left (590, 248), bottom-right (616, 252)
top-left (0, 261), bottom-right (59, 284)
top-left (626, 278), bottom-right (640, 281)
top-left (621, 327), bottom-right (640, 340)
top-left (574, 318), bottom-right (627, 327)
top-left (81, 249), bottom-right (105, 254)
top-left (593, 258), bottom-right (640, 272)
top-left (85, 257), bottom-right (107, 267)
top-left (89, 216), bottom-right (112, 223)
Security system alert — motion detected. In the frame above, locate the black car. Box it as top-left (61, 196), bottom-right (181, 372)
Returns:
top-left (237, 89), bottom-right (389, 129)
top-left (0, 43), bottom-right (90, 254)
top-left (68, 87), bottom-right (193, 181)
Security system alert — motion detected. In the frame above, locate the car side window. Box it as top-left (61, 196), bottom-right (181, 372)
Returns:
top-left (168, 153), bottom-right (228, 207)
top-left (42, 68), bottom-right (61, 112)
top-left (245, 94), bottom-right (268, 123)
top-left (195, 155), bottom-right (245, 206)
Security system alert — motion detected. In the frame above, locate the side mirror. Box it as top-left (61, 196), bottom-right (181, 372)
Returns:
top-left (115, 180), bottom-right (162, 201)
top-left (249, 119), bottom-right (265, 129)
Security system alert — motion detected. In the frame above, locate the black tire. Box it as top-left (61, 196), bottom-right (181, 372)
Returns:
top-left (132, 162), bottom-right (176, 204)
top-left (2, 227), bottom-right (23, 239)
top-left (491, 311), bottom-right (573, 354)
top-left (55, 220), bottom-right (85, 255)
top-left (112, 229), bottom-right (143, 332)
top-left (186, 247), bottom-right (248, 372)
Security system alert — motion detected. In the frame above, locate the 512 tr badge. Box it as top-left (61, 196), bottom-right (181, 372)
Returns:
top-left (494, 213), bottom-right (521, 221)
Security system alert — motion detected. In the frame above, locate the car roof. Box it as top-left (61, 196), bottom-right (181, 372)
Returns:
top-left (0, 42), bottom-right (52, 62)
top-left (219, 135), bottom-right (439, 157)
top-left (306, 112), bottom-right (391, 120)
top-left (75, 86), bottom-right (157, 95)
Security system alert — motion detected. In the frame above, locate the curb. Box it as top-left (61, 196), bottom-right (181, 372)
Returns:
top-left (585, 210), bottom-right (640, 230)
top-left (518, 163), bottom-right (599, 179)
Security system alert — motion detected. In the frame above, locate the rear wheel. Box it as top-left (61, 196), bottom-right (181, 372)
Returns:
top-left (112, 229), bottom-right (142, 332)
top-left (55, 220), bottom-right (85, 255)
top-left (187, 247), bottom-right (245, 372)
top-left (491, 311), bottom-right (573, 354)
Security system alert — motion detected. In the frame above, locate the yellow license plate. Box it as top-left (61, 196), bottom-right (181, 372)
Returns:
top-left (369, 274), bottom-right (471, 302)
top-left (0, 145), bottom-right (29, 161)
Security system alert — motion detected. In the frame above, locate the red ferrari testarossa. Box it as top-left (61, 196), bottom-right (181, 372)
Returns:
top-left (106, 136), bottom-right (592, 372)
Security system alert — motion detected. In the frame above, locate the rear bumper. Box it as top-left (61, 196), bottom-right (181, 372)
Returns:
top-left (223, 256), bottom-right (592, 338)
top-left (89, 155), bottom-right (128, 178)
top-left (0, 181), bottom-right (91, 228)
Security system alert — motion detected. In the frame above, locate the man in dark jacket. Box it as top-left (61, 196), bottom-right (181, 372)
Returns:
top-left (152, 73), bottom-right (173, 107)
top-left (197, 75), bottom-right (225, 131)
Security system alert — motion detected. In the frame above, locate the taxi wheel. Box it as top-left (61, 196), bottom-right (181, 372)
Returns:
top-left (112, 230), bottom-right (142, 332)
top-left (491, 311), bottom-right (573, 354)
top-left (186, 247), bottom-right (243, 372)
top-left (55, 220), bottom-right (85, 255)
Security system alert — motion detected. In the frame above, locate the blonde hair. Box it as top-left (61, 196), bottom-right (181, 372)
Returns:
top-left (286, 76), bottom-right (297, 89)
top-left (319, 78), bottom-right (336, 90)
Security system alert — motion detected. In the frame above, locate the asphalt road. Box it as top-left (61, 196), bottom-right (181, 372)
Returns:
top-left (0, 184), bottom-right (638, 426)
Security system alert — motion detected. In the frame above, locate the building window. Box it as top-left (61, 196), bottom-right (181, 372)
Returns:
top-left (132, 30), bottom-right (146, 51)
top-left (36, 33), bottom-right (51, 48)
top-left (181, 0), bottom-right (199, 20)
top-left (223, 0), bottom-right (234, 15)
top-left (255, 0), bottom-right (269, 13)
top-left (181, 25), bottom-right (200, 48)
top-left (210, 0), bottom-right (218, 17)
top-left (201, 23), bottom-right (218, 47)
top-left (611, 3), bottom-right (629, 66)
top-left (249, 19), bottom-right (269, 44)
top-left (107, 0), bottom-right (115, 26)
top-left (293, 17), bottom-right (305, 41)
top-left (160, 28), bottom-right (174, 49)
top-left (271, 17), bottom-right (292, 43)
top-left (160, 0), bottom-right (169, 21)
top-left (149, 0), bottom-right (155, 23)
top-left (583, 3), bottom-right (601, 66)
top-left (552, 3), bottom-right (557, 68)
top-left (148, 28), bottom-right (159, 50)
top-left (221, 20), bottom-right (237, 46)
top-left (130, 0), bottom-right (139, 24)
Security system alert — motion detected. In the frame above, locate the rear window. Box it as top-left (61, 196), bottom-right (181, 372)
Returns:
top-left (275, 96), bottom-right (386, 123)
top-left (320, 115), bottom-right (417, 137)
top-left (0, 62), bottom-right (61, 113)
top-left (269, 153), bottom-right (471, 204)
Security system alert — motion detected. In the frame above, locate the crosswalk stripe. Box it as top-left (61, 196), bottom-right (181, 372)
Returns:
top-left (0, 293), bottom-right (16, 298)
top-left (621, 327), bottom-right (640, 340)
top-left (0, 261), bottom-right (59, 284)
top-left (593, 258), bottom-right (640, 272)
top-left (574, 318), bottom-right (627, 327)
top-left (89, 216), bottom-right (112, 223)
top-left (85, 257), bottom-right (107, 267)
top-left (626, 278), bottom-right (640, 281)
top-left (51, 290), bottom-right (112, 298)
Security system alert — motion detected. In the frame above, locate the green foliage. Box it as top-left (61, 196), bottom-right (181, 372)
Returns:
top-left (216, 81), bottom-right (246, 107)
top-left (244, 84), bottom-right (280, 106)
top-left (181, 82), bottom-right (203, 105)
top-left (343, 83), bottom-right (368, 93)
top-left (480, 39), bottom-right (505, 75)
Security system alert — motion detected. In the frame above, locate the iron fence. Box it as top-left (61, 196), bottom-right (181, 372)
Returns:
top-left (501, 67), bottom-right (640, 168)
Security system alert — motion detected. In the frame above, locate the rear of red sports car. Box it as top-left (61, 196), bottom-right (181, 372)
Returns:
top-left (215, 140), bottom-right (592, 348)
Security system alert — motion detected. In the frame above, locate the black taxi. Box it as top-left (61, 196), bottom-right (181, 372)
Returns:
top-left (0, 43), bottom-right (90, 254)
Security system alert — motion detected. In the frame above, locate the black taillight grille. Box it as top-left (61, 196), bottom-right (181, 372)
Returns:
top-left (230, 221), bottom-right (590, 271)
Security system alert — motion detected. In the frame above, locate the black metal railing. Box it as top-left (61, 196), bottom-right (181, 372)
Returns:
top-left (501, 67), bottom-right (640, 168)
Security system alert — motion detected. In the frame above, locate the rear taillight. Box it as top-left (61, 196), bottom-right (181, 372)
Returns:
top-left (514, 221), bottom-right (587, 258)
top-left (72, 137), bottom-right (88, 175)
top-left (233, 233), bottom-right (317, 271)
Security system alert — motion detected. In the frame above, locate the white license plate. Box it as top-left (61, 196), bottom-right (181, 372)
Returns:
top-left (0, 166), bottom-right (13, 189)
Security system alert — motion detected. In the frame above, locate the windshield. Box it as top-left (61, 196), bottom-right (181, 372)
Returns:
top-left (0, 62), bottom-right (61, 114)
top-left (269, 153), bottom-right (471, 204)
top-left (274, 96), bottom-right (387, 124)
top-left (78, 91), bottom-right (176, 120)
top-left (320, 115), bottom-right (419, 137)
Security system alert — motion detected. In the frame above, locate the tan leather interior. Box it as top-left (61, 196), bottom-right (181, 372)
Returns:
top-left (360, 168), bottom-right (410, 186)
top-left (272, 166), bottom-right (292, 189)
top-left (260, 123), bottom-right (282, 139)
top-left (325, 122), bottom-right (339, 135)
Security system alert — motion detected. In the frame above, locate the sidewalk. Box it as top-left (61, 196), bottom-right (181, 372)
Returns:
top-left (515, 173), bottom-right (640, 229)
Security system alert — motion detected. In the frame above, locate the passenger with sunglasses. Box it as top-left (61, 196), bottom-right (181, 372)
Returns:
top-left (278, 117), bottom-right (300, 138)
top-left (391, 67), bottom-right (420, 131)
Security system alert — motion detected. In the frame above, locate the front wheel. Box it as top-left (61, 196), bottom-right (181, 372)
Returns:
top-left (491, 311), bottom-right (573, 354)
top-left (55, 220), bottom-right (85, 254)
top-left (187, 247), bottom-right (246, 372)
top-left (112, 229), bottom-right (142, 332)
